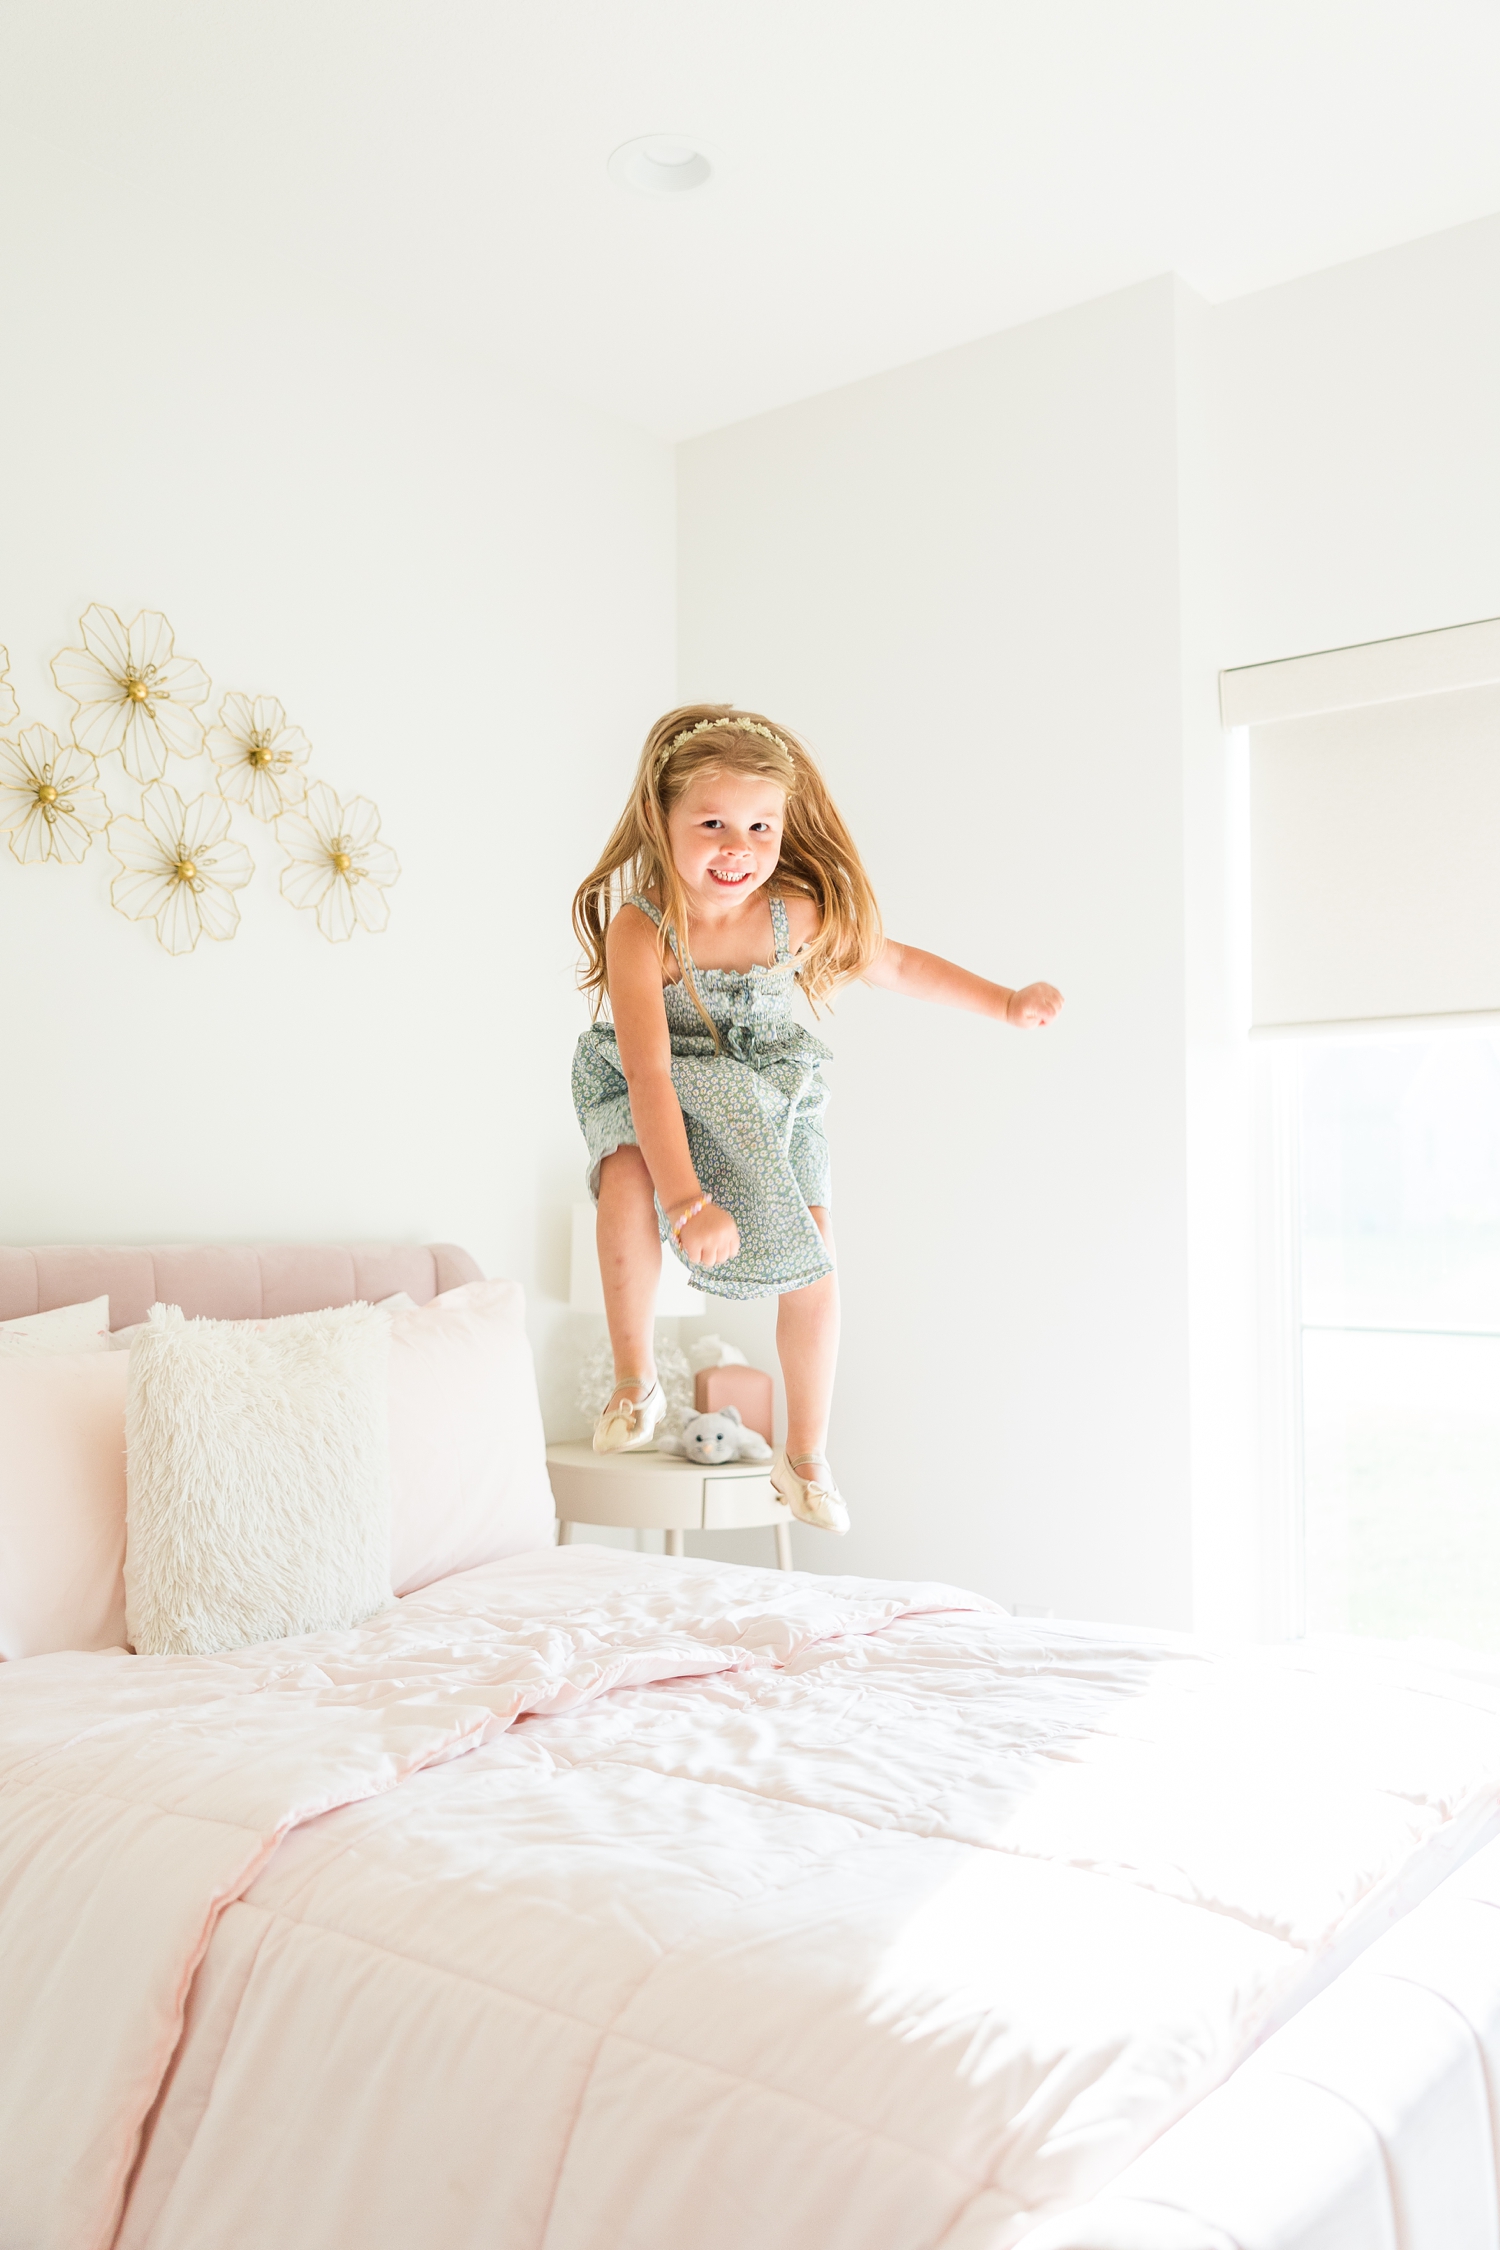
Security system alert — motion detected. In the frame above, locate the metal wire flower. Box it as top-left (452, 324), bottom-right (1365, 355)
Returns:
top-left (276, 780), bottom-right (399, 942)
top-left (52, 606), bottom-right (211, 783)
top-left (108, 783), bottom-right (254, 954)
top-left (0, 647), bottom-right (16, 729)
top-left (0, 725), bottom-right (110, 865)
top-left (207, 693), bottom-right (311, 822)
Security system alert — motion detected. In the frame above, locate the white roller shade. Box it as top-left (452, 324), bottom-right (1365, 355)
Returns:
top-left (1222, 614), bottom-right (1500, 729)
top-left (1246, 682), bottom-right (1500, 1029)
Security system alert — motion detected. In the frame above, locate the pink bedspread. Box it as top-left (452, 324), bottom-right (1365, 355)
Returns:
top-left (6, 1548), bottom-right (1500, 2250)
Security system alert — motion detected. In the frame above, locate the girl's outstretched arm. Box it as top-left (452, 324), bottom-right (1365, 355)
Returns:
top-left (862, 939), bottom-right (1063, 1027)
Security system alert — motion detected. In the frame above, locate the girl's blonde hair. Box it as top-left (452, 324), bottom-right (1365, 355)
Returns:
top-left (573, 703), bottom-right (883, 1039)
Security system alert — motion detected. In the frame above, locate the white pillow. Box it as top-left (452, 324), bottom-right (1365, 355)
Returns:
top-left (108, 1291), bottom-right (420, 1350)
top-left (125, 1301), bottom-right (395, 1657)
top-left (0, 1296), bottom-right (111, 1357)
top-left (0, 1352), bottom-right (129, 1658)
top-left (387, 1281), bottom-right (555, 1594)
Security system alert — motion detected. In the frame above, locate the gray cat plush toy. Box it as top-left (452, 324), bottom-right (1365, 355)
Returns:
top-left (658, 1407), bottom-right (772, 1466)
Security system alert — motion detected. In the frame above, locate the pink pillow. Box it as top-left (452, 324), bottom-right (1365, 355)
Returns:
top-left (0, 1353), bottom-right (129, 1659)
top-left (387, 1281), bottom-right (554, 1596)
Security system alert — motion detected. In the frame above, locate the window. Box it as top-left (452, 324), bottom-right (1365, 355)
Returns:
top-left (1298, 1029), bottom-right (1500, 1647)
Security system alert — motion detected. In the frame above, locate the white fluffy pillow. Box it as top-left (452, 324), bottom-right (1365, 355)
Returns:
top-left (110, 1292), bottom-right (413, 1350)
top-left (125, 1301), bottom-right (395, 1657)
top-left (0, 1297), bottom-right (111, 1357)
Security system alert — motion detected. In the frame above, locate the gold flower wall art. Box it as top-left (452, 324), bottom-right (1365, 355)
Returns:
top-left (0, 725), bottom-right (109, 865)
top-left (52, 606), bottom-right (211, 782)
top-left (207, 693), bottom-right (311, 820)
top-left (0, 605), bottom-right (399, 950)
top-left (108, 783), bottom-right (255, 955)
top-left (276, 780), bottom-right (400, 942)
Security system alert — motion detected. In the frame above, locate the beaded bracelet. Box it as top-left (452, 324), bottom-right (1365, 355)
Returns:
top-left (668, 1192), bottom-right (712, 1242)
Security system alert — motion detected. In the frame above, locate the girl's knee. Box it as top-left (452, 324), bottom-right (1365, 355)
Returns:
top-left (598, 1145), bottom-right (654, 1208)
top-left (600, 1144), bottom-right (650, 1186)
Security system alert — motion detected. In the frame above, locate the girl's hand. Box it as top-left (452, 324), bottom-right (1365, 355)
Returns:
top-left (1006, 982), bottom-right (1064, 1028)
top-left (676, 1204), bottom-right (741, 1267)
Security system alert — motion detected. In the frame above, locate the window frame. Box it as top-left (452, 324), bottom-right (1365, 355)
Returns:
top-left (1253, 1040), bottom-right (1305, 1641)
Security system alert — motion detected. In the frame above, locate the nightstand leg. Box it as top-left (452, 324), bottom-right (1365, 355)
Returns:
top-left (774, 1522), bottom-right (792, 1572)
top-left (556, 1519), bottom-right (572, 1546)
top-left (664, 1528), bottom-right (684, 1558)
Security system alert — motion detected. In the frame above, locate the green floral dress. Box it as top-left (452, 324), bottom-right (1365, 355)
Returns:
top-left (572, 894), bottom-right (834, 1301)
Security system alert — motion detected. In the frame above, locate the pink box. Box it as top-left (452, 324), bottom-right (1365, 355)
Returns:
top-left (694, 1365), bottom-right (774, 1445)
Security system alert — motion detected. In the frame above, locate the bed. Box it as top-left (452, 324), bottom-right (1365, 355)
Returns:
top-left (4, 1245), bottom-right (1500, 2250)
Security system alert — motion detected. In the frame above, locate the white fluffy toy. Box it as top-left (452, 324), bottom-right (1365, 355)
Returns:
top-left (657, 1407), bottom-right (771, 1466)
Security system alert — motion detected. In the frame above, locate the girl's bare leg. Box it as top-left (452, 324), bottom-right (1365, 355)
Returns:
top-left (596, 1145), bottom-right (662, 1409)
top-left (777, 1208), bottom-right (840, 1471)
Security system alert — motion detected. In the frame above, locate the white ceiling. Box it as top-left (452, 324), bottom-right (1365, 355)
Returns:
top-left (5, 0), bottom-right (1500, 439)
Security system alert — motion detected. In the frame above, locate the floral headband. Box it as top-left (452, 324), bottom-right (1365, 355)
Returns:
top-left (658, 716), bottom-right (794, 771)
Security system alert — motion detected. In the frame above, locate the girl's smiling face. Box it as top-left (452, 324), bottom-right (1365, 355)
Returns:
top-left (667, 769), bottom-right (786, 906)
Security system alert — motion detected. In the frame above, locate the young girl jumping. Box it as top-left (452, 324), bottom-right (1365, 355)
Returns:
top-left (571, 704), bottom-right (1063, 1536)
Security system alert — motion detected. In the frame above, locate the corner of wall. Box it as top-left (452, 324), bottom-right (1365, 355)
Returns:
top-left (1175, 279), bottom-right (1260, 1640)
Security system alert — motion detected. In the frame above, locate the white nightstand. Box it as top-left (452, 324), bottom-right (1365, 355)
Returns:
top-left (547, 1443), bottom-right (794, 1570)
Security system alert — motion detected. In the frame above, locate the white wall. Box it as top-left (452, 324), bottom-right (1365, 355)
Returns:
top-left (1210, 213), bottom-right (1500, 667)
top-left (0, 250), bottom-right (675, 1434)
top-left (678, 280), bottom-right (1195, 1622)
top-left (1175, 279), bottom-right (1260, 1642)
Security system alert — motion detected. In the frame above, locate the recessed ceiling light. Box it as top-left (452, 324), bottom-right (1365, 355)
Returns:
top-left (608, 135), bottom-right (712, 197)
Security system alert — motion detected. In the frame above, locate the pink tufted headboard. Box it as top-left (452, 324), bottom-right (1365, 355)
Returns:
top-left (0, 1244), bottom-right (484, 1332)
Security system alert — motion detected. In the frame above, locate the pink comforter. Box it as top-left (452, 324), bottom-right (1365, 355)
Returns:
top-left (5, 1548), bottom-right (1500, 2250)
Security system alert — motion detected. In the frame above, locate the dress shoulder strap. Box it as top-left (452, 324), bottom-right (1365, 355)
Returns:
top-left (623, 893), bottom-right (682, 961)
top-left (768, 894), bottom-right (791, 966)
